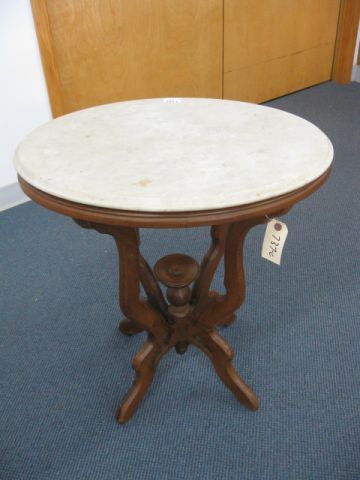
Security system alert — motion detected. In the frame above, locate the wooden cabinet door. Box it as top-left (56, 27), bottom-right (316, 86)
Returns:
top-left (32, 0), bottom-right (223, 117)
top-left (224, 0), bottom-right (341, 103)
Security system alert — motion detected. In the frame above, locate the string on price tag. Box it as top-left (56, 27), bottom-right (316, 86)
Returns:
top-left (261, 218), bottom-right (288, 265)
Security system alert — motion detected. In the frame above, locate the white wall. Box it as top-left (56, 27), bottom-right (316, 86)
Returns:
top-left (0, 0), bottom-right (51, 190)
top-left (351, 20), bottom-right (360, 83)
top-left (353, 20), bottom-right (360, 64)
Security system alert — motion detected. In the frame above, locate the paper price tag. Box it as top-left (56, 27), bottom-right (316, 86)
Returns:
top-left (261, 218), bottom-right (288, 266)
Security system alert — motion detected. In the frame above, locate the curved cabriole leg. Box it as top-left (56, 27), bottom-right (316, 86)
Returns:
top-left (119, 238), bottom-right (170, 336)
top-left (192, 329), bottom-right (259, 410)
top-left (191, 224), bottom-right (238, 326)
top-left (110, 227), bottom-right (169, 423)
top-left (189, 220), bottom-right (263, 411)
top-left (119, 318), bottom-right (144, 336)
top-left (117, 338), bottom-right (171, 423)
top-left (75, 221), bottom-right (170, 423)
top-left (191, 224), bottom-right (229, 307)
top-left (139, 254), bottom-right (168, 317)
top-left (207, 291), bottom-right (236, 326)
top-left (112, 227), bottom-right (168, 339)
top-left (197, 220), bottom-right (262, 328)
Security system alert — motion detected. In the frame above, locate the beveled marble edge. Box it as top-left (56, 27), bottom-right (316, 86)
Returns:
top-left (15, 147), bottom-right (333, 213)
top-left (18, 167), bottom-right (332, 228)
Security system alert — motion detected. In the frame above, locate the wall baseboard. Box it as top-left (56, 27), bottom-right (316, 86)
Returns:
top-left (0, 182), bottom-right (30, 212)
top-left (352, 65), bottom-right (360, 83)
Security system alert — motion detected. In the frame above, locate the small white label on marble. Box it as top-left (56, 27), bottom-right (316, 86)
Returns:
top-left (163, 98), bottom-right (182, 103)
top-left (261, 218), bottom-right (288, 265)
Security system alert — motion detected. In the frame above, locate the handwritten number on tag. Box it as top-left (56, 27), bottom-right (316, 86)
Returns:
top-left (261, 219), bottom-right (288, 265)
top-left (269, 234), bottom-right (281, 256)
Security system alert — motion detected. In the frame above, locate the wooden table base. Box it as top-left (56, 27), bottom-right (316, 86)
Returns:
top-left (76, 218), bottom-right (268, 423)
top-left (18, 173), bottom-right (330, 424)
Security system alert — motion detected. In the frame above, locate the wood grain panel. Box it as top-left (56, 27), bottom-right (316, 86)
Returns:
top-left (32, 0), bottom-right (222, 116)
top-left (31, 0), bottom-right (64, 117)
top-left (224, 0), bottom-right (341, 103)
top-left (332, 0), bottom-right (360, 82)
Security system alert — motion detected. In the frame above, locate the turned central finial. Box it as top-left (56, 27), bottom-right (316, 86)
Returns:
top-left (154, 254), bottom-right (199, 290)
top-left (154, 253), bottom-right (200, 354)
top-left (154, 254), bottom-right (199, 311)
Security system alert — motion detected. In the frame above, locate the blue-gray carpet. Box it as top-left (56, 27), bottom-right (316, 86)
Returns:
top-left (1, 82), bottom-right (359, 480)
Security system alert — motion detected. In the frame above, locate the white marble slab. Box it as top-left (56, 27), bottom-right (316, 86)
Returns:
top-left (14, 98), bottom-right (333, 212)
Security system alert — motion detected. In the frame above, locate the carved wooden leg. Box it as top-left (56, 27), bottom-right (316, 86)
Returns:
top-left (117, 338), bottom-right (171, 423)
top-left (111, 228), bottom-right (168, 338)
top-left (192, 329), bottom-right (259, 410)
top-left (191, 224), bottom-right (228, 307)
top-left (139, 254), bottom-right (168, 318)
top-left (119, 235), bottom-right (169, 336)
top-left (196, 220), bottom-right (261, 327)
top-left (191, 225), bottom-right (238, 326)
top-left (119, 318), bottom-right (144, 336)
top-left (110, 227), bottom-right (170, 422)
top-left (208, 291), bottom-right (236, 326)
top-left (190, 219), bottom-right (264, 410)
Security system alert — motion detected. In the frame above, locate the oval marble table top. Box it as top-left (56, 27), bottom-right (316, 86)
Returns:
top-left (14, 98), bottom-right (333, 212)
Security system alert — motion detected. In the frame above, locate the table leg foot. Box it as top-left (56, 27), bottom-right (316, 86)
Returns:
top-left (116, 338), bottom-right (168, 424)
top-left (208, 292), bottom-right (236, 327)
top-left (192, 330), bottom-right (259, 411)
top-left (219, 313), bottom-right (236, 327)
top-left (119, 318), bottom-right (144, 336)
